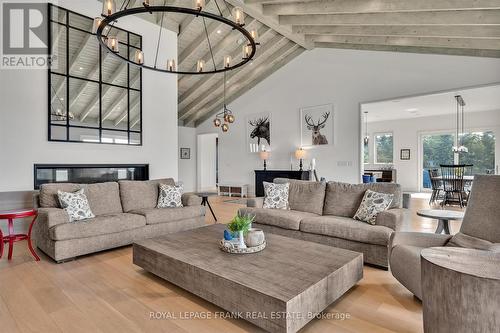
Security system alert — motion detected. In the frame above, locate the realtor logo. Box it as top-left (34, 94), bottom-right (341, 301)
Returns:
top-left (1, 1), bottom-right (55, 69)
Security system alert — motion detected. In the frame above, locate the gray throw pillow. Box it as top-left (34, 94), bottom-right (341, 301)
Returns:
top-left (353, 189), bottom-right (394, 225)
top-left (57, 189), bottom-right (95, 222)
top-left (157, 184), bottom-right (184, 208)
top-left (263, 182), bottom-right (289, 210)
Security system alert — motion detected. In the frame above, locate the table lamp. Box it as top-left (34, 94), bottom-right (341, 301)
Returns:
top-left (295, 148), bottom-right (306, 171)
top-left (260, 150), bottom-right (270, 170)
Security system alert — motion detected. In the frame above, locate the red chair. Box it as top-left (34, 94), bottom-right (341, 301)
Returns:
top-left (0, 228), bottom-right (3, 259)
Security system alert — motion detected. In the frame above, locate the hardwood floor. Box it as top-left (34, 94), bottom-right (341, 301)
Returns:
top-left (0, 195), bottom-right (463, 333)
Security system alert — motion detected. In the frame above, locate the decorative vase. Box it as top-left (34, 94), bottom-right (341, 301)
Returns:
top-left (245, 228), bottom-right (265, 247)
top-left (238, 231), bottom-right (247, 249)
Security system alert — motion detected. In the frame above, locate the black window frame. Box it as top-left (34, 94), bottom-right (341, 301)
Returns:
top-left (47, 3), bottom-right (143, 146)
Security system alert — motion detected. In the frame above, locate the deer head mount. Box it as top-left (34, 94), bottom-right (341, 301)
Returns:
top-left (249, 117), bottom-right (270, 146)
top-left (304, 112), bottom-right (330, 145)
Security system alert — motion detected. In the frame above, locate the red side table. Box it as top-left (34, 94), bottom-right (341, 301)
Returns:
top-left (0, 209), bottom-right (40, 261)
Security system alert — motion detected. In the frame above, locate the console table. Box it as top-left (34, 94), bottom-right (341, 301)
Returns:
top-left (254, 170), bottom-right (310, 197)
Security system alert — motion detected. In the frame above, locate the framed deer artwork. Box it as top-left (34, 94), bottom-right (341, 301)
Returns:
top-left (246, 112), bottom-right (271, 153)
top-left (300, 104), bottom-right (334, 147)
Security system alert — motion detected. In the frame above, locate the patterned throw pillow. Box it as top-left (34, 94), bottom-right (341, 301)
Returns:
top-left (157, 184), bottom-right (184, 208)
top-left (354, 190), bottom-right (394, 225)
top-left (263, 182), bottom-right (289, 210)
top-left (57, 189), bottom-right (95, 222)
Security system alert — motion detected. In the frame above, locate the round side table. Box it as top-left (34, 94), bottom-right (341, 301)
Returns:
top-left (421, 247), bottom-right (500, 333)
top-left (0, 209), bottom-right (40, 261)
top-left (417, 209), bottom-right (464, 234)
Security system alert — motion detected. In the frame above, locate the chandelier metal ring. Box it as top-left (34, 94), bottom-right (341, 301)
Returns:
top-left (96, 5), bottom-right (257, 75)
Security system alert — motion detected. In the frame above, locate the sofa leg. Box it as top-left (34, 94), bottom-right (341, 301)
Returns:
top-left (365, 262), bottom-right (389, 271)
top-left (56, 257), bottom-right (77, 264)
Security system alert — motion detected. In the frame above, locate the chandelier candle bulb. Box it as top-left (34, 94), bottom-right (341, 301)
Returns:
top-left (242, 45), bottom-right (251, 59)
top-left (107, 37), bottom-right (119, 53)
top-left (197, 59), bottom-right (205, 73)
top-left (214, 118), bottom-right (221, 127)
top-left (92, 17), bottom-right (103, 34)
top-left (193, 0), bottom-right (205, 11)
top-left (221, 123), bottom-right (229, 132)
top-left (143, 0), bottom-right (150, 6)
top-left (224, 55), bottom-right (231, 68)
top-left (134, 50), bottom-right (144, 64)
top-left (232, 7), bottom-right (245, 25)
top-left (102, 0), bottom-right (116, 16)
top-left (167, 59), bottom-right (176, 71)
top-left (250, 30), bottom-right (259, 42)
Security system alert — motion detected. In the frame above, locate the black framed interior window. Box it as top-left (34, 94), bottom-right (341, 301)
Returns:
top-left (48, 4), bottom-right (142, 145)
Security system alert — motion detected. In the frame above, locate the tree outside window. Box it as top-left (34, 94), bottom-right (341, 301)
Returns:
top-left (375, 133), bottom-right (393, 164)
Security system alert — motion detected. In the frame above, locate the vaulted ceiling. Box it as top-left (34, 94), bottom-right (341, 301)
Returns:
top-left (115, 0), bottom-right (500, 126)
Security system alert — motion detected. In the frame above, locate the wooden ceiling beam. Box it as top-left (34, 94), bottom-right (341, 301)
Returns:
top-left (279, 9), bottom-right (500, 26)
top-left (179, 33), bottom-right (285, 121)
top-left (224, 0), bottom-right (312, 49)
top-left (193, 44), bottom-right (304, 126)
top-left (178, 23), bottom-right (270, 107)
top-left (263, 0), bottom-right (500, 16)
top-left (308, 35), bottom-right (500, 50)
top-left (184, 41), bottom-right (298, 125)
top-left (293, 25), bottom-right (500, 38)
top-left (181, 18), bottom-right (258, 77)
top-left (314, 42), bottom-right (500, 58)
top-left (178, 7), bottom-right (230, 65)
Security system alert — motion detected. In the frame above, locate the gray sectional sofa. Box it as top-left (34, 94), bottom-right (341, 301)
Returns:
top-left (32, 178), bottom-right (206, 262)
top-left (238, 179), bottom-right (408, 268)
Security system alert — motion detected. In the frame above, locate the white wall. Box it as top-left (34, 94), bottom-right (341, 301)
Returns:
top-left (197, 48), bottom-right (500, 195)
top-left (0, 0), bottom-right (178, 192)
top-left (196, 133), bottom-right (218, 192)
top-left (364, 109), bottom-right (500, 192)
top-left (178, 126), bottom-right (197, 192)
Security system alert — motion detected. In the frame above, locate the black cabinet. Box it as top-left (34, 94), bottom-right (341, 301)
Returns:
top-left (255, 170), bottom-right (311, 197)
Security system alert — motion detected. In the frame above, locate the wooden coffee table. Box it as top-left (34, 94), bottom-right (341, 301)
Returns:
top-left (133, 224), bottom-right (363, 333)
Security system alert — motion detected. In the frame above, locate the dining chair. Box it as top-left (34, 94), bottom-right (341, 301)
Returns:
top-left (428, 169), bottom-right (443, 205)
top-left (440, 164), bottom-right (466, 208)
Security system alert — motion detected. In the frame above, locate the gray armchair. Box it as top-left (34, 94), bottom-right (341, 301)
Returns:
top-left (389, 175), bottom-right (500, 300)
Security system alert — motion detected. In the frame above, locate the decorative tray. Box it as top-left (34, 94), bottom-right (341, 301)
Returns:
top-left (219, 240), bottom-right (266, 254)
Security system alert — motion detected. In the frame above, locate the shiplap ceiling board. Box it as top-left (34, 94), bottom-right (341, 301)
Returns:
top-left (94, 0), bottom-right (500, 126)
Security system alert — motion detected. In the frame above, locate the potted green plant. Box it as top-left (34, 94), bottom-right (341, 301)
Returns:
top-left (227, 213), bottom-right (254, 249)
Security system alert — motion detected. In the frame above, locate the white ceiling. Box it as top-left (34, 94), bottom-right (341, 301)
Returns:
top-left (362, 84), bottom-right (500, 123)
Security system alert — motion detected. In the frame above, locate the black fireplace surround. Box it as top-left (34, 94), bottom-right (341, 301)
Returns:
top-left (34, 164), bottom-right (149, 189)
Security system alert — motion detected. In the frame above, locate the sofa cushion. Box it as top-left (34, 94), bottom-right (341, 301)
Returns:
top-left (446, 232), bottom-right (500, 252)
top-left (130, 206), bottom-right (205, 225)
top-left (300, 216), bottom-right (393, 246)
top-left (323, 181), bottom-right (402, 217)
top-left (285, 179), bottom-right (326, 215)
top-left (157, 184), bottom-right (183, 208)
top-left (119, 178), bottom-right (175, 212)
top-left (238, 207), bottom-right (318, 230)
top-left (85, 182), bottom-right (123, 216)
top-left (49, 213), bottom-right (146, 241)
top-left (39, 183), bottom-right (81, 208)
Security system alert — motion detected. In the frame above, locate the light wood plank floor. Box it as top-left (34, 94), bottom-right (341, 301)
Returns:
top-left (0, 195), bottom-right (463, 333)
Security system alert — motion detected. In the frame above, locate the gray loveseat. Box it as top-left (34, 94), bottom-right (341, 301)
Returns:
top-left (239, 179), bottom-right (407, 269)
top-left (32, 178), bottom-right (206, 262)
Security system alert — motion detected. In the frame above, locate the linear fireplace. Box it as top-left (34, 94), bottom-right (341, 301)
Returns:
top-left (34, 164), bottom-right (149, 189)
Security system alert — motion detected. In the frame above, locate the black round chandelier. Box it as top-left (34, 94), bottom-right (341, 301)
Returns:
top-left (94, 0), bottom-right (257, 75)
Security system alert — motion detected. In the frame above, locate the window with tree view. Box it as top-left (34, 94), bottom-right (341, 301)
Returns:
top-left (375, 133), bottom-right (393, 164)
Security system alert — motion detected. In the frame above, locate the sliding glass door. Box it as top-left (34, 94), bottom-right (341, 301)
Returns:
top-left (421, 133), bottom-right (455, 189)
top-left (421, 131), bottom-right (496, 190)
